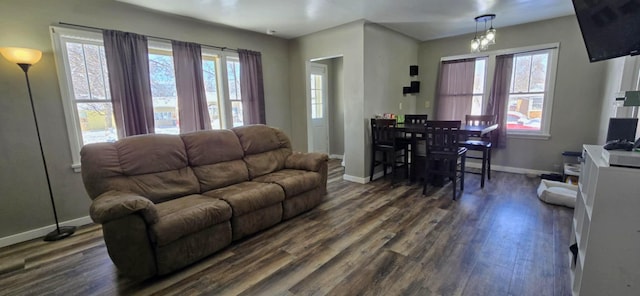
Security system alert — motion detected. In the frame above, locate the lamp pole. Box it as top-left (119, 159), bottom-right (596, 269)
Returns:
top-left (1, 47), bottom-right (76, 241)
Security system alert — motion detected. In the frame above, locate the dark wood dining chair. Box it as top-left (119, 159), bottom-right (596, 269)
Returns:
top-left (370, 118), bottom-right (409, 186)
top-left (461, 115), bottom-right (496, 188)
top-left (401, 114), bottom-right (428, 177)
top-left (423, 120), bottom-right (467, 200)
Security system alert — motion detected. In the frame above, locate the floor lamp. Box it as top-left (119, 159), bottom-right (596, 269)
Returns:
top-left (0, 47), bottom-right (76, 241)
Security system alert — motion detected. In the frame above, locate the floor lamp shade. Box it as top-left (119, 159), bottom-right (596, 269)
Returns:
top-left (0, 47), bottom-right (42, 65)
top-left (1, 47), bottom-right (76, 241)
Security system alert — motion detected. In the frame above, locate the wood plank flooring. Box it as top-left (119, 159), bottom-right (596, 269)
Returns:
top-left (0, 159), bottom-right (574, 296)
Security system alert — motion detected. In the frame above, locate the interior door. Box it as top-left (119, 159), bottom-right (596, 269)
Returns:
top-left (307, 63), bottom-right (329, 154)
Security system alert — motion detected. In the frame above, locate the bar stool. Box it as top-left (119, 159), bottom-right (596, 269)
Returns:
top-left (461, 115), bottom-right (495, 188)
top-left (422, 120), bottom-right (467, 200)
top-left (369, 118), bottom-right (409, 186)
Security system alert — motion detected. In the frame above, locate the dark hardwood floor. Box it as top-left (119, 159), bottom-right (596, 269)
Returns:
top-left (0, 159), bottom-right (573, 296)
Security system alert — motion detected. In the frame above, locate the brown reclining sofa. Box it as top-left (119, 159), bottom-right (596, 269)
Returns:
top-left (80, 125), bottom-right (328, 278)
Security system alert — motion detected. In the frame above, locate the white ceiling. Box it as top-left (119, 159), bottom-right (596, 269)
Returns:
top-left (117, 0), bottom-right (576, 41)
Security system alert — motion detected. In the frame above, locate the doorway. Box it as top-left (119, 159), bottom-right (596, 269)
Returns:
top-left (307, 62), bottom-right (330, 154)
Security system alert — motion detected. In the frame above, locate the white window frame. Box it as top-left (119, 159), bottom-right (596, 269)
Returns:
top-left (51, 26), bottom-right (242, 172)
top-left (441, 42), bottom-right (560, 140)
top-left (51, 26), bottom-right (106, 172)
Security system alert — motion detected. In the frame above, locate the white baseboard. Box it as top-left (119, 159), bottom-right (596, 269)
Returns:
top-left (465, 161), bottom-right (554, 176)
top-left (343, 163), bottom-right (553, 185)
top-left (0, 216), bottom-right (93, 248)
top-left (344, 168), bottom-right (390, 184)
top-left (343, 174), bottom-right (368, 184)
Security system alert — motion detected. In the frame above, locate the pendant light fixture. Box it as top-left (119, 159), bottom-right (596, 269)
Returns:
top-left (470, 14), bottom-right (497, 53)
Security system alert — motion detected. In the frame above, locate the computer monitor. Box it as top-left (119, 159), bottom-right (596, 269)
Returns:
top-left (606, 118), bottom-right (639, 142)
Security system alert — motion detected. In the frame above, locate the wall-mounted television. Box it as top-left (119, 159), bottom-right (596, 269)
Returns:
top-left (572, 0), bottom-right (640, 62)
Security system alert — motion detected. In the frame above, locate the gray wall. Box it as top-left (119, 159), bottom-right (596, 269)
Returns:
top-left (418, 16), bottom-right (607, 172)
top-left (0, 0), bottom-right (289, 239)
top-left (289, 21), bottom-right (418, 179)
top-left (363, 23), bottom-right (419, 177)
top-left (289, 21), bottom-right (365, 177)
top-left (330, 57), bottom-right (345, 156)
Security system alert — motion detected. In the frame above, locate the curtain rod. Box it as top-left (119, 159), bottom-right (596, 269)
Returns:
top-left (58, 22), bottom-right (239, 52)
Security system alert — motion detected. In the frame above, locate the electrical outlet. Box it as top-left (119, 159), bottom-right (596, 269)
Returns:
top-left (424, 100), bottom-right (431, 108)
top-left (399, 102), bottom-right (403, 110)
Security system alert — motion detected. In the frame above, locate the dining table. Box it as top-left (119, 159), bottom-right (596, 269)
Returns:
top-left (395, 122), bottom-right (499, 183)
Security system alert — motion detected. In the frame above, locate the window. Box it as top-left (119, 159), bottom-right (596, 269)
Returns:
top-left (64, 39), bottom-right (116, 146)
top-left (202, 55), bottom-right (222, 129)
top-left (471, 58), bottom-right (487, 115)
top-left (148, 47), bottom-right (179, 134)
top-left (51, 26), bottom-right (244, 170)
top-left (440, 43), bottom-right (558, 138)
top-left (506, 50), bottom-right (550, 132)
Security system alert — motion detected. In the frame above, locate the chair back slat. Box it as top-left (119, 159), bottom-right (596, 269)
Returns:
top-left (464, 115), bottom-right (496, 141)
top-left (371, 118), bottom-right (397, 146)
top-left (425, 120), bottom-right (461, 153)
top-left (405, 114), bottom-right (428, 125)
top-left (465, 115), bottom-right (496, 127)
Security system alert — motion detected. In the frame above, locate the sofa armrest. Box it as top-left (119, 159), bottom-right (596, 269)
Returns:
top-left (285, 152), bottom-right (328, 172)
top-left (90, 191), bottom-right (159, 224)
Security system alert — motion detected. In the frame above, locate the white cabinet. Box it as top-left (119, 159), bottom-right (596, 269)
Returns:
top-left (570, 145), bottom-right (640, 295)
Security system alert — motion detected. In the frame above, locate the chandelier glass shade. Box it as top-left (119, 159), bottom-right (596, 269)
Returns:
top-left (470, 14), bottom-right (496, 53)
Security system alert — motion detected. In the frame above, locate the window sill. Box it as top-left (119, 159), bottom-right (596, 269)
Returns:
top-left (507, 133), bottom-right (551, 140)
top-left (72, 163), bottom-right (81, 173)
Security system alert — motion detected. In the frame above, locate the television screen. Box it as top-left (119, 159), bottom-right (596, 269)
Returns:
top-left (606, 118), bottom-right (639, 142)
top-left (572, 0), bottom-right (640, 62)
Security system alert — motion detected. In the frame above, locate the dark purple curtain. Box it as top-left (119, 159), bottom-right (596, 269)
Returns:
top-left (172, 41), bottom-right (211, 133)
top-left (238, 49), bottom-right (266, 124)
top-left (436, 59), bottom-right (476, 121)
top-left (103, 30), bottom-right (154, 137)
top-left (485, 54), bottom-right (514, 148)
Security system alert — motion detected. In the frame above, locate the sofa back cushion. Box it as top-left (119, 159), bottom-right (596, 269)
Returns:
top-left (81, 134), bottom-right (199, 203)
top-left (181, 129), bottom-right (249, 192)
top-left (232, 125), bottom-right (292, 179)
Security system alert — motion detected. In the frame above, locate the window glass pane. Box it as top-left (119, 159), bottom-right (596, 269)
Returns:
top-left (231, 101), bottom-right (243, 127)
top-left (77, 102), bottom-right (117, 144)
top-left (66, 42), bottom-right (110, 101)
top-left (310, 74), bottom-right (323, 119)
top-left (66, 43), bottom-right (90, 100)
top-left (530, 53), bottom-right (548, 92)
top-left (83, 44), bottom-right (110, 100)
top-left (512, 55), bottom-right (532, 93)
top-left (149, 52), bottom-right (179, 134)
top-left (203, 58), bottom-right (221, 129)
top-left (227, 59), bottom-right (243, 126)
top-left (227, 59), bottom-right (242, 101)
top-left (473, 59), bottom-right (486, 94)
top-left (471, 95), bottom-right (483, 115)
top-left (507, 95), bottom-right (543, 131)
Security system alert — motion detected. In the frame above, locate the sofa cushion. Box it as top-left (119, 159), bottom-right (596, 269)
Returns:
top-left (81, 134), bottom-right (200, 203)
top-left (181, 129), bottom-right (245, 165)
top-left (190, 160), bottom-right (249, 192)
top-left (243, 149), bottom-right (292, 179)
top-left (252, 169), bottom-right (322, 197)
top-left (203, 181), bottom-right (284, 216)
top-left (181, 130), bottom-right (249, 191)
top-left (151, 194), bottom-right (232, 246)
top-left (232, 125), bottom-right (292, 178)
